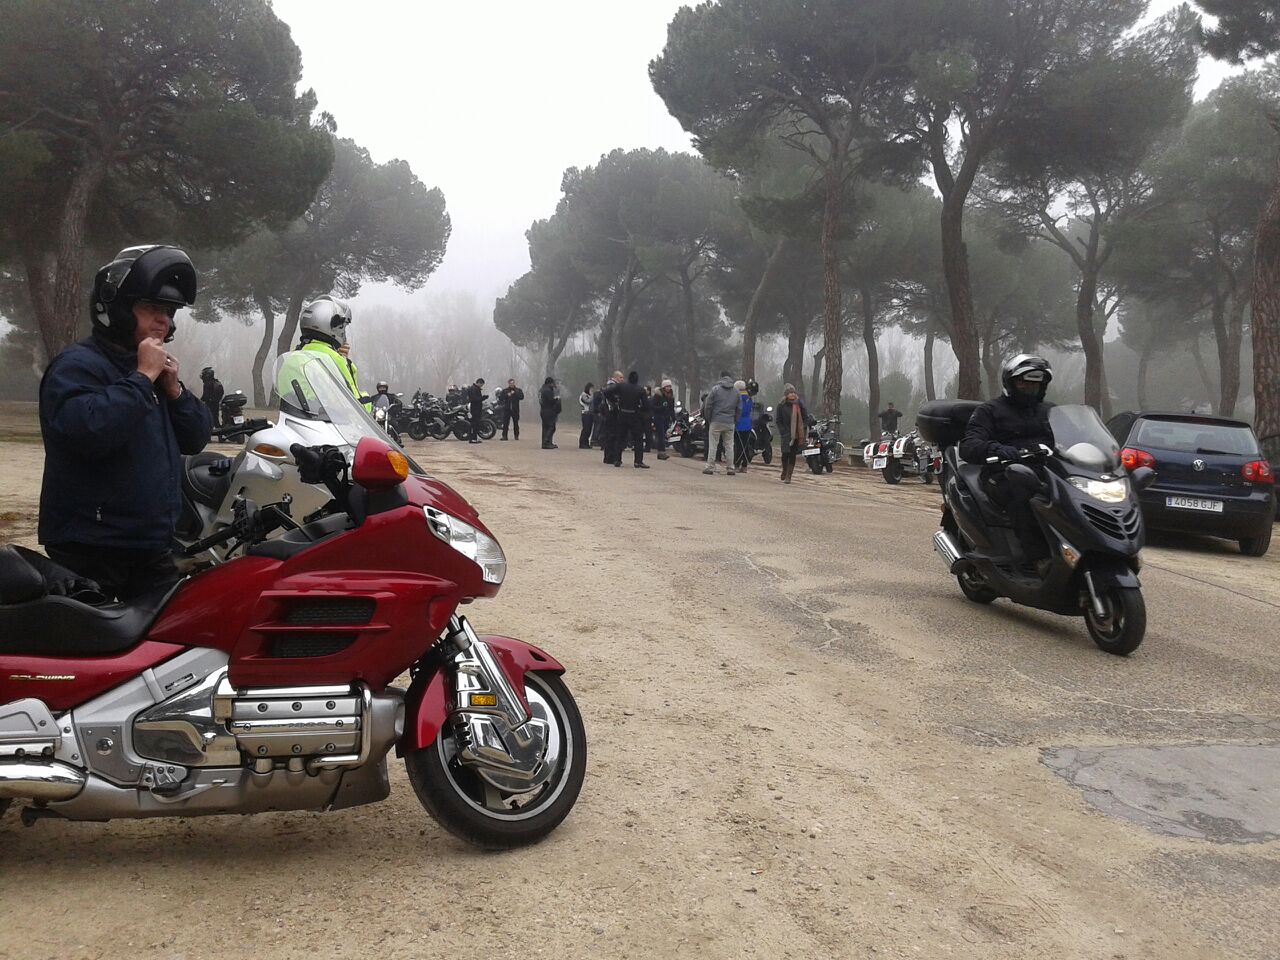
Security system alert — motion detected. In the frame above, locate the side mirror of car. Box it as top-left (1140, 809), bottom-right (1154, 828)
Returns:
top-left (1128, 466), bottom-right (1156, 491)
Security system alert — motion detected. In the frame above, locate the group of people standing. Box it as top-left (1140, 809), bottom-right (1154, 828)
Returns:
top-left (574, 372), bottom-right (678, 469)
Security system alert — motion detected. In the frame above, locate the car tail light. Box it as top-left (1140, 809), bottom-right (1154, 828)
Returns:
top-left (1121, 447), bottom-right (1155, 470)
top-left (1242, 460), bottom-right (1275, 485)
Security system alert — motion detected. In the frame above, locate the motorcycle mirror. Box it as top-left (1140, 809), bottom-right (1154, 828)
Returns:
top-left (1128, 466), bottom-right (1156, 491)
top-left (353, 436), bottom-right (409, 491)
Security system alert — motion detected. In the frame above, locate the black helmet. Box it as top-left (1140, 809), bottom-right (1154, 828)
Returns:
top-left (90, 244), bottom-right (197, 345)
top-left (1001, 354), bottom-right (1052, 405)
top-left (746, 379), bottom-right (759, 396)
top-left (201, 366), bottom-right (215, 380)
top-left (377, 381), bottom-right (388, 392)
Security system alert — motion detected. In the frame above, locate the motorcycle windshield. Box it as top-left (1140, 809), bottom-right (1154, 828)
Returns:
top-left (1050, 404), bottom-right (1120, 472)
top-left (273, 351), bottom-right (424, 474)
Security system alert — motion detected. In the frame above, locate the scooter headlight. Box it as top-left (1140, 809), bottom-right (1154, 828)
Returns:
top-left (423, 507), bottom-right (506, 584)
top-left (1068, 477), bottom-right (1128, 504)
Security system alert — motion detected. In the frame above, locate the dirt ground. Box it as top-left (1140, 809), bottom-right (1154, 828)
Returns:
top-left (1, 401), bottom-right (1278, 960)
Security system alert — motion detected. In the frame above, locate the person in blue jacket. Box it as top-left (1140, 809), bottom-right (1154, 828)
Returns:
top-left (733, 379), bottom-right (754, 472)
top-left (38, 244), bottom-right (211, 601)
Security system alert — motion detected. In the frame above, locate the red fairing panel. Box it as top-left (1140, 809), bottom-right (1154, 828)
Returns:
top-left (0, 641), bottom-right (184, 712)
top-left (400, 635), bottom-right (565, 752)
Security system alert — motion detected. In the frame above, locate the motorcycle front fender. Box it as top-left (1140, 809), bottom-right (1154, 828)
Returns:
top-left (399, 635), bottom-right (566, 754)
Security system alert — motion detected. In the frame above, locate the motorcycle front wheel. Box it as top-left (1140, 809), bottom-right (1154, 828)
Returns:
top-left (451, 421), bottom-right (473, 441)
top-left (1084, 584), bottom-right (1145, 656)
top-left (407, 421), bottom-right (429, 441)
top-left (477, 418), bottom-right (497, 441)
top-left (405, 671), bottom-right (587, 849)
top-left (882, 460), bottom-right (904, 484)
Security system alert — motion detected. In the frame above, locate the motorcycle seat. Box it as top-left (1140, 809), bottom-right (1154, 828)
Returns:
top-left (246, 513), bottom-right (352, 562)
top-left (947, 449), bottom-right (1012, 527)
top-left (0, 545), bottom-right (174, 656)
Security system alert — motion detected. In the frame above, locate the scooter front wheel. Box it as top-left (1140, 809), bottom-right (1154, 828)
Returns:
top-left (1084, 585), bottom-right (1146, 656)
top-left (405, 671), bottom-right (587, 849)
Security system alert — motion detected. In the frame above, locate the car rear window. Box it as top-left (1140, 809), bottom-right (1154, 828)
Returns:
top-left (1130, 418), bottom-right (1260, 457)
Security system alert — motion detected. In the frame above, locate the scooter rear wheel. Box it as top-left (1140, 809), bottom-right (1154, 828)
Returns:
top-left (1084, 585), bottom-right (1145, 656)
top-left (957, 568), bottom-right (998, 604)
top-left (404, 671), bottom-right (587, 849)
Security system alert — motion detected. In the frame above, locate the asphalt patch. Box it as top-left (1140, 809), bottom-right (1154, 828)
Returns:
top-left (1042, 743), bottom-right (1280, 843)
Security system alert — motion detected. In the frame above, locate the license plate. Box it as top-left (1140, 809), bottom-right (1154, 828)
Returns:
top-left (803, 448), bottom-right (820, 457)
top-left (872, 457), bottom-right (887, 469)
top-left (233, 416), bottom-right (245, 424)
top-left (1166, 495), bottom-right (1223, 513)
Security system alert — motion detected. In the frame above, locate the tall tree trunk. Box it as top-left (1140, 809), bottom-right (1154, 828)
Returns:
top-left (860, 286), bottom-right (880, 440)
top-left (251, 294), bottom-right (277, 407)
top-left (546, 307), bottom-right (576, 378)
top-left (940, 196), bottom-right (982, 399)
top-left (923, 324), bottom-right (937, 401)
top-left (742, 236), bottom-right (788, 378)
top-left (679, 264), bottom-right (700, 395)
top-left (1208, 293), bottom-right (1241, 417)
top-left (275, 275), bottom-right (317, 357)
top-left (981, 338), bottom-right (1001, 401)
top-left (783, 310), bottom-right (808, 398)
top-left (1218, 296), bottom-right (1246, 417)
top-left (811, 346), bottom-right (825, 404)
top-left (597, 280), bottom-right (626, 381)
top-left (610, 258), bottom-right (641, 376)
top-left (1190, 337), bottom-right (1217, 412)
top-left (1076, 261), bottom-right (1106, 413)
top-left (30, 159), bottom-right (109, 362)
top-left (1251, 132), bottom-right (1280, 462)
top-left (819, 165), bottom-right (845, 417)
top-left (1137, 329), bottom-right (1158, 411)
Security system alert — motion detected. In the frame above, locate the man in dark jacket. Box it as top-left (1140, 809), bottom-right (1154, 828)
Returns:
top-left (200, 366), bottom-right (224, 427)
top-left (606, 371), bottom-right (650, 468)
top-left (39, 244), bottom-right (211, 601)
top-left (538, 377), bottom-right (561, 448)
top-left (467, 377), bottom-right (486, 444)
top-left (500, 378), bottom-right (525, 441)
top-left (878, 403), bottom-right (903, 435)
top-left (960, 354), bottom-right (1056, 563)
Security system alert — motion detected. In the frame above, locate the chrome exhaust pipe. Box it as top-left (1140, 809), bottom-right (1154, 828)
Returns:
top-left (0, 760), bottom-right (86, 802)
top-left (932, 530), bottom-right (967, 574)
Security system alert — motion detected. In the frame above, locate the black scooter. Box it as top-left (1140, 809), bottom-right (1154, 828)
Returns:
top-left (919, 400), bottom-right (1156, 656)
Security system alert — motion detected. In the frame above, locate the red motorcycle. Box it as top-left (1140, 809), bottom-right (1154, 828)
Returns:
top-left (0, 356), bottom-right (585, 849)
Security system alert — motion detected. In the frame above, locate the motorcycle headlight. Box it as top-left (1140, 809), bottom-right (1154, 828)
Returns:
top-left (423, 507), bottom-right (506, 584)
top-left (1068, 477), bottom-right (1128, 503)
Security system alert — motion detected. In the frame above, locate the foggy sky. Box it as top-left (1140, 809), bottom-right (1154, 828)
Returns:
top-left (272, 0), bottom-right (1235, 323)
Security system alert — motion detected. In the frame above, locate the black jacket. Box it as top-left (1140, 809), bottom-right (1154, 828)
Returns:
top-left (39, 332), bottom-right (211, 551)
top-left (539, 384), bottom-right (561, 416)
top-left (776, 398), bottom-right (813, 449)
top-left (653, 392), bottom-right (677, 420)
top-left (500, 386), bottom-right (524, 416)
top-left (960, 396), bottom-right (1054, 465)
top-left (467, 383), bottom-right (485, 414)
top-left (608, 381), bottom-right (647, 419)
top-left (200, 377), bottom-right (224, 407)
top-left (878, 408), bottom-right (903, 433)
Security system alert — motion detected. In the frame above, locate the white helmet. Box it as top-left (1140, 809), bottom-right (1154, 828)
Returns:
top-left (300, 295), bottom-right (352, 346)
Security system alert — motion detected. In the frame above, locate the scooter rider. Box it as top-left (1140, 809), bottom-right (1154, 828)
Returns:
top-left (200, 366), bottom-right (224, 427)
top-left (959, 354), bottom-right (1056, 564)
top-left (38, 244), bottom-right (211, 601)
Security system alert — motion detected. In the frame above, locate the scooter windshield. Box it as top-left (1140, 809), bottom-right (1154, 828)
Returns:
top-left (273, 351), bottom-right (423, 473)
top-left (1050, 404), bottom-right (1120, 472)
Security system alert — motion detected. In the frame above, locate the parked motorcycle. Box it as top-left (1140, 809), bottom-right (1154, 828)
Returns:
top-left (750, 405), bottom-right (774, 466)
top-left (920, 399), bottom-right (1155, 655)
top-left (0, 353), bottom-right (586, 846)
top-left (803, 416), bottom-right (844, 474)
top-left (669, 408), bottom-right (707, 460)
top-left (864, 430), bottom-right (938, 484)
top-left (429, 402), bottom-right (476, 441)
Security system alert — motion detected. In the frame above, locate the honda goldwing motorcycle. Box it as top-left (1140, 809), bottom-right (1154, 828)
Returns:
top-left (919, 400), bottom-right (1156, 656)
top-left (0, 353), bottom-right (586, 847)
